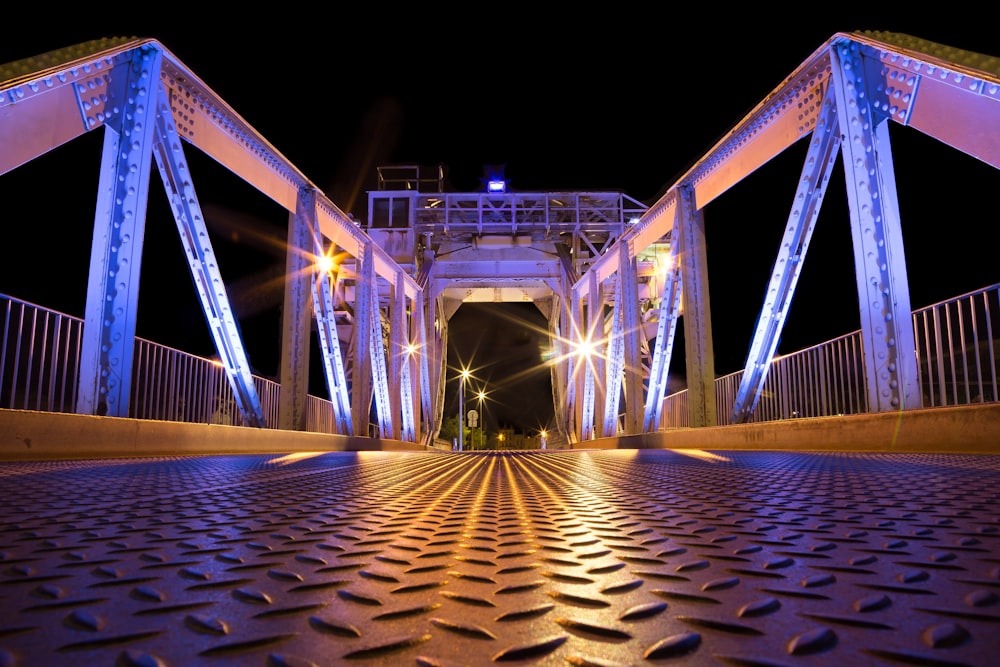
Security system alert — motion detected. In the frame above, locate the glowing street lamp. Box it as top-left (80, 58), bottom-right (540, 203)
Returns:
top-left (474, 388), bottom-right (487, 450)
top-left (458, 367), bottom-right (471, 451)
top-left (315, 253), bottom-right (335, 274)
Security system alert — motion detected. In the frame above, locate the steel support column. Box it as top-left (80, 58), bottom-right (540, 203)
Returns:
top-left (582, 270), bottom-right (602, 440)
top-left (643, 232), bottom-right (682, 432)
top-left (548, 292), bottom-right (570, 444)
top-left (365, 248), bottom-right (393, 438)
top-left (678, 184), bottom-right (717, 428)
top-left (309, 237), bottom-right (353, 435)
top-left (352, 245), bottom-right (375, 437)
top-left (569, 292), bottom-right (586, 443)
top-left (410, 290), bottom-right (430, 444)
top-left (619, 242), bottom-right (644, 435)
top-left (278, 188), bottom-right (314, 431)
top-left (428, 293), bottom-right (447, 445)
top-left (391, 269), bottom-right (415, 441)
top-left (77, 46), bottom-right (161, 418)
top-left (732, 86), bottom-right (842, 422)
top-left (603, 279), bottom-right (624, 437)
top-left (831, 38), bottom-right (921, 413)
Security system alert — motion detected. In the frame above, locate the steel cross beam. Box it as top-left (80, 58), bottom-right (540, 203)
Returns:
top-left (731, 86), bottom-right (842, 423)
top-left (151, 81), bottom-right (265, 427)
top-left (307, 201), bottom-right (353, 435)
top-left (642, 232), bottom-right (682, 432)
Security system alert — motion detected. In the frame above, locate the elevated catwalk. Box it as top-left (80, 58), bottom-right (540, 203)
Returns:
top-left (1, 449), bottom-right (997, 665)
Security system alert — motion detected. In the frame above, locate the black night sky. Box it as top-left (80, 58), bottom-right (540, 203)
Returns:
top-left (1, 12), bottom-right (996, 432)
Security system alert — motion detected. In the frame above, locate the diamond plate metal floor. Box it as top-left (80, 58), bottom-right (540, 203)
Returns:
top-left (1, 450), bottom-right (998, 666)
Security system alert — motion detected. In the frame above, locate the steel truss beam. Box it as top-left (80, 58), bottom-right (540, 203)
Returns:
top-left (643, 232), bottom-right (682, 432)
top-left (151, 81), bottom-right (265, 426)
top-left (278, 191), bottom-right (314, 431)
top-left (306, 196), bottom-right (353, 435)
top-left (76, 45), bottom-right (160, 418)
top-left (4, 31), bottom-right (997, 439)
top-left (731, 88), bottom-right (842, 422)
top-left (831, 39), bottom-right (922, 412)
top-left (571, 32), bottom-right (998, 431)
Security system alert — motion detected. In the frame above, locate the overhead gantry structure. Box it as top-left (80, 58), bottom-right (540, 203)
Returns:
top-left (1, 32), bottom-right (997, 446)
top-left (363, 165), bottom-right (657, 445)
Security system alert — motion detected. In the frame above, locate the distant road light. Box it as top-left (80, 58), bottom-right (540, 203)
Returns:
top-left (574, 338), bottom-right (599, 359)
top-left (316, 254), bottom-right (335, 274)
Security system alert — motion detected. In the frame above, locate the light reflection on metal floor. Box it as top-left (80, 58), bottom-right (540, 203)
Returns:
top-left (1, 449), bottom-right (998, 666)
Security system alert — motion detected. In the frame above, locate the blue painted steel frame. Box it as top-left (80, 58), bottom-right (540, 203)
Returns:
top-left (5, 32), bottom-right (997, 441)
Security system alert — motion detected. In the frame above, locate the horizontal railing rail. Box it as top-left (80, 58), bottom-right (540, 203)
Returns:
top-left (3, 283), bottom-right (998, 434)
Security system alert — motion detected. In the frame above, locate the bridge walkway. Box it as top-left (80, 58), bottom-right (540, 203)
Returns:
top-left (1, 416), bottom-right (998, 666)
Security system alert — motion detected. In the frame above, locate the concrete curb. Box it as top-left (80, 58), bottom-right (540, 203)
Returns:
top-left (2, 403), bottom-right (998, 460)
top-left (0, 409), bottom-right (423, 460)
top-left (581, 403), bottom-right (1000, 453)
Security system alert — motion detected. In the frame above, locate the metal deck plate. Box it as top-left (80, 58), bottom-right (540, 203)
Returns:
top-left (1, 450), bottom-right (998, 666)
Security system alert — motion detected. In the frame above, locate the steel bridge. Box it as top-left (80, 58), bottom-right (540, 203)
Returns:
top-left (3, 31), bottom-right (1000, 448)
top-left (2, 32), bottom-right (1000, 667)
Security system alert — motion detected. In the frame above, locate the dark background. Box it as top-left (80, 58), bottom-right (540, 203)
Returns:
top-left (1, 13), bottom-right (996, 433)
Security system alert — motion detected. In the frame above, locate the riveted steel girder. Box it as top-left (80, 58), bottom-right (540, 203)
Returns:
top-left (0, 37), bottom-right (138, 176)
top-left (677, 185), bottom-right (718, 428)
top-left (643, 236), bottom-right (682, 432)
top-left (831, 38), bottom-right (921, 413)
top-left (5, 31), bottom-right (999, 439)
top-left (151, 81), bottom-right (265, 427)
top-left (569, 289), bottom-right (586, 443)
top-left (359, 245), bottom-right (393, 438)
top-left (314, 270), bottom-right (354, 434)
top-left (278, 194), bottom-right (313, 431)
top-left (618, 243), bottom-right (644, 435)
top-left (301, 190), bottom-right (354, 435)
top-left (410, 290), bottom-right (433, 444)
top-left (603, 276), bottom-right (625, 438)
top-left (587, 270), bottom-right (605, 440)
top-left (578, 271), bottom-right (600, 441)
top-left (390, 270), bottom-right (416, 441)
top-left (731, 85), bottom-right (842, 423)
top-left (77, 46), bottom-right (162, 418)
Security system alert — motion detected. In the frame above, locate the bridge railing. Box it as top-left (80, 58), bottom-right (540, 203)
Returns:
top-left (663, 283), bottom-right (1000, 427)
top-left (0, 297), bottom-right (83, 415)
top-left (409, 192), bottom-right (648, 235)
top-left (4, 284), bottom-right (998, 432)
top-left (0, 294), bottom-right (340, 432)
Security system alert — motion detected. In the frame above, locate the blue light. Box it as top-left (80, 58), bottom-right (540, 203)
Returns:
top-left (487, 179), bottom-right (506, 193)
